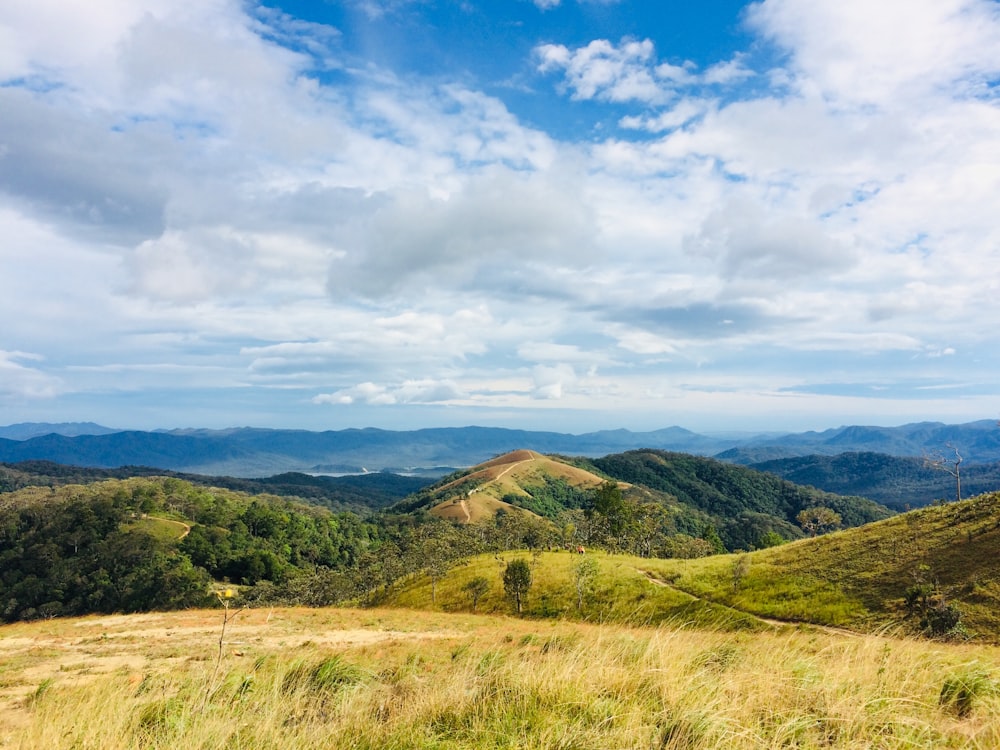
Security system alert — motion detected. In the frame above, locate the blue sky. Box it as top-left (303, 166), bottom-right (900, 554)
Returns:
top-left (1, 0), bottom-right (999, 434)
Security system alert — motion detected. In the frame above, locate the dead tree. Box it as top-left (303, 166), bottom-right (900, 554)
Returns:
top-left (924, 444), bottom-right (963, 503)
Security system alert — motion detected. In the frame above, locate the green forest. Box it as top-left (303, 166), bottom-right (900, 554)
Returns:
top-left (0, 451), bottom-right (891, 623)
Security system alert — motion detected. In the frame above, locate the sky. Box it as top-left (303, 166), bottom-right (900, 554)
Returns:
top-left (1, 0), bottom-right (999, 435)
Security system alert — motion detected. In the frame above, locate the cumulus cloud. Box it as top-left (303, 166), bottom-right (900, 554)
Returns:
top-left (313, 378), bottom-right (465, 405)
top-left (2, 0), bottom-right (999, 430)
top-left (746, 0), bottom-right (1000, 105)
top-left (619, 99), bottom-right (708, 132)
top-left (535, 38), bottom-right (757, 104)
top-left (535, 38), bottom-right (671, 104)
top-left (684, 197), bottom-right (856, 280)
top-left (327, 167), bottom-right (598, 299)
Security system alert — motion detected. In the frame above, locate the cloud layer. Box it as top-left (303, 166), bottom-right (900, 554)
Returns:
top-left (1, 0), bottom-right (999, 431)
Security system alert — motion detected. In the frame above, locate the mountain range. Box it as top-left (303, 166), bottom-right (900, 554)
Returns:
top-left (1, 420), bottom-right (999, 477)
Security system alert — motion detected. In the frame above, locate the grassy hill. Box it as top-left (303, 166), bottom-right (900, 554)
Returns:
top-left (640, 491), bottom-right (1000, 639)
top-left (0, 460), bottom-right (432, 512)
top-left (377, 491), bottom-right (1000, 643)
top-left (412, 450), bottom-right (613, 523)
top-left (384, 549), bottom-right (764, 632)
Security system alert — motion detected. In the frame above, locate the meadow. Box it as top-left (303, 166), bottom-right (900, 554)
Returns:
top-left (3, 602), bottom-right (1000, 748)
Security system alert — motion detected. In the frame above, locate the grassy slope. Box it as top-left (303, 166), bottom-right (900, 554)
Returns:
top-left (425, 450), bottom-right (613, 523)
top-left (6, 606), bottom-right (1000, 749)
top-left (430, 450), bottom-right (602, 496)
top-left (387, 492), bottom-right (1000, 642)
top-left (642, 491), bottom-right (1000, 637)
top-left (385, 550), bottom-right (765, 633)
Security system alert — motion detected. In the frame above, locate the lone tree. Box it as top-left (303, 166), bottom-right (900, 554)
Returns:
top-left (502, 559), bottom-right (532, 615)
top-left (463, 576), bottom-right (490, 613)
top-left (797, 506), bottom-right (842, 537)
top-left (924, 444), bottom-right (963, 503)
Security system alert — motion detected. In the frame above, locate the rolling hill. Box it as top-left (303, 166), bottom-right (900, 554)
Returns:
top-left (415, 450), bottom-right (614, 523)
top-left (381, 489), bottom-right (1000, 643)
top-left (397, 449), bottom-right (892, 554)
top-left (641, 490), bottom-right (1000, 639)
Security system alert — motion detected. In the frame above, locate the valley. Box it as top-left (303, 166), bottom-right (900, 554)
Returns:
top-left (3, 435), bottom-right (1000, 748)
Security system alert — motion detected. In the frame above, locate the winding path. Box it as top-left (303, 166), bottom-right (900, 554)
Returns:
top-left (144, 515), bottom-right (191, 540)
top-left (637, 568), bottom-right (863, 638)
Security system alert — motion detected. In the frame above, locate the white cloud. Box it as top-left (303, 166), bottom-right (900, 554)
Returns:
top-left (327, 166), bottom-right (598, 299)
top-left (2, 0), bottom-right (999, 431)
top-left (0, 351), bottom-right (62, 399)
top-left (684, 196), bottom-right (856, 281)
top-left (746, 0), bottom-right (1000, 106)
top-left (531, 364), bottom-right (577, 400)
top-left (313, 378), bottom-right (465, 406)
top-left (535, 38), bottom-right (670, 104)
top-left (619, 99), bottom-right (708, 132)
top-left (701, 56), bottom-right (754, 85)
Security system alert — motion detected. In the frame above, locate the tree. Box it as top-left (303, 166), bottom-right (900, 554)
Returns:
top-left (573, 557), bottom-right (599, 612)
top-left (757, 530), bottom-right (787, 549)
top-left (463, 576), bottom-right (490, 613)
top-left (796, 507), bottom-right (842, 536)
top-left (700, 523), bottom-right (727, 554)
top-left (585, 481), bottom-right (634, 550)
top-left (502, 559), bottom-right (532, 615)
top-left (731, 553), bottom-right (751, 591)
top-left (924, 445), bottom-right (963, 503)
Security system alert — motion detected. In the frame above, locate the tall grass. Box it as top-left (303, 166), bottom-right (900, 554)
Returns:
top-left (640, 492), bottom-right (1000, 637)
top-left (387, 551), bottom-right (765, 633)
top-left (10, 607), bottom-right (1000, 749)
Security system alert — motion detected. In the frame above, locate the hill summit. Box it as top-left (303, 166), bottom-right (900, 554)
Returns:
top-left (421, 450), bottom-right (612, 523)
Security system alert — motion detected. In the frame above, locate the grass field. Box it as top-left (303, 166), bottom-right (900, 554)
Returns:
top-left (3, 606), bottom-right (1000, 749)
top-left (639, 492), bottom-right (1000, 638)
top-left (386, 550), bottom-right (766, 633)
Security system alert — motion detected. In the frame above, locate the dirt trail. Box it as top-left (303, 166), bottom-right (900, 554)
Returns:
top-left (143, 515), bottom-right (191, 539)
top-left (637, 569), bottom-right (863, 638)
top-left (493, 456), bottom-right (535, 481)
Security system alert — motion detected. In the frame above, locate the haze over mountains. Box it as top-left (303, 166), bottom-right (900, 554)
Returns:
top-left (1, 419), bottom-right (998, 479)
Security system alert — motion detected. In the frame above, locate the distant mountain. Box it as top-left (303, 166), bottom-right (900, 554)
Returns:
top-left (719, 420), bottom-right (1000, 464)
top-left (0, 422), bottom-right (117, 440)
top-left (0, 425), bottom-right (743, 476)
top-left (0, 419), bottom-right (998, 477)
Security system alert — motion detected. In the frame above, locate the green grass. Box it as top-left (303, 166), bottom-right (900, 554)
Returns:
top-left (386, 550), bottom-right (766, 633)
top-left (642, 491), bottom-right (1000, 638)
top-left (121, 515), bottom-right (190, 543)
top-left (383, 492), bottom-right (1000, 642)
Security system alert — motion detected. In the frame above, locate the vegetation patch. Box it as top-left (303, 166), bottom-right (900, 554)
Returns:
top-left (7, 606), bottom-right (1000, 749)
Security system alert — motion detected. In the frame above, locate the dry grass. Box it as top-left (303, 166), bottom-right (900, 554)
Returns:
top-left (4, 606), bottom-right (1000, 748)
top-left (427, 451), bottom-right (617, 523)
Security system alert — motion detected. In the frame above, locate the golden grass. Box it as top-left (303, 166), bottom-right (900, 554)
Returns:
top-left (5, 606), bottom-right (1000, 749)
top-left (427, 451), bottom-right (615, 523)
